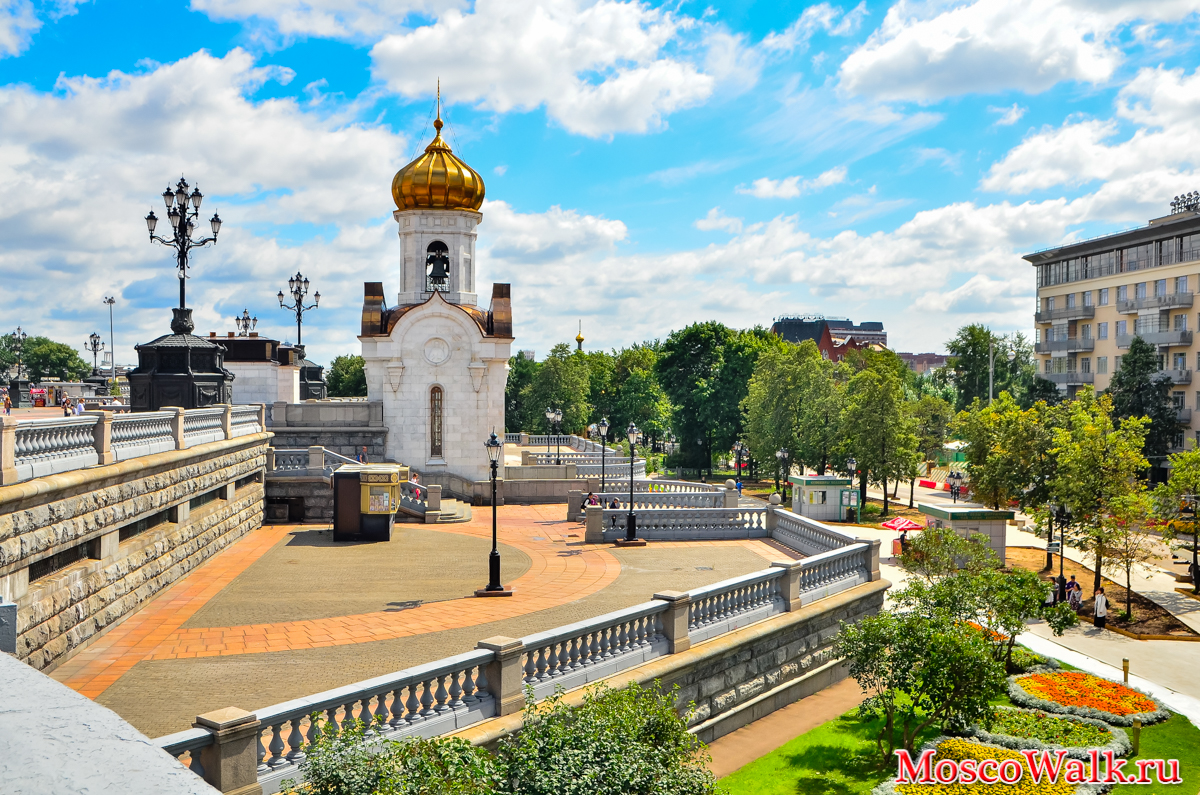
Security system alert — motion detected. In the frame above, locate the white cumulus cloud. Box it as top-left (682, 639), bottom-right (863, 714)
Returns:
top-left (989, 103), bottom-right (1026, 126)
top-left (838, 0), bottom-right (1200, 102)
top-left (190, 0), bottom-right (456, 41)
top-left (694, 207), bottom-right (743, 233)
top-left (737, 166), bottom-right (847, 199)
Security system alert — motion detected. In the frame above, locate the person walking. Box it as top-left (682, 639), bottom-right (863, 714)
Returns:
top-left (1066, 575), bottom-right (1082, 612)
top-left (1093, 587), bottom-right (1108, 630)
top-left (735, 478), bottom-right (743, 496)
top-left (356, 446), bottom-right (368, 463)
top-left (4, 393), bottom-right (11, 415)
top-left (62, 399), bottom-right (72, 417)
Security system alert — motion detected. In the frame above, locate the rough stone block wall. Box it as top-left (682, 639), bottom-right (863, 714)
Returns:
top-left (269, 428), bottom-right (387, 461)
top-left (265, 479), bottom-right (333, 522)
top-left (664, 586), bottom-right (885, 730)
top-left (0, 439), bottom-right (268, 671)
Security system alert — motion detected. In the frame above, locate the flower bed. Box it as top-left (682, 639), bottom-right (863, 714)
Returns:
top-left (871, 737), bottom-right (1107, 795)
top-left (1009, 672), bottom-right (1170, 726)
top-left (965, 707), bottom-right (1130, 760)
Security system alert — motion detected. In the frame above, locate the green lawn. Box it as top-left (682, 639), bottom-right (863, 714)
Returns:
top-left (720, 689), bottom-right (1199, 795)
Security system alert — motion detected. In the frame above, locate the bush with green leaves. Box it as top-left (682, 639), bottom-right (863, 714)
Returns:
top-left (280, 716), bottom-right (500, 795)
top-left (497, 681), bottom-right (719, 795)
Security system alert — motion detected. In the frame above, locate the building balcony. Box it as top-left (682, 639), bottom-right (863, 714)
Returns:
top-left (1161, 369), bottom-right (1193, 385)
top-left (1034, 337), bottom-right (1095, 354)
top-left (1043, 371), bottom-right (1094, 386)
top-left (1116, 292), bottom-right (1194, 314)
top-left (1116, 330), bottom-right (1194, 348)
top-left (1178, 408), bottom-right (1192, 424)
top-left (1035, 305), bottom-right (1095, 324)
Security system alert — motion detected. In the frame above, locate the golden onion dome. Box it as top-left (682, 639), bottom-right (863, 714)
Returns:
top-left (391, 108), bottom-right (485, 212)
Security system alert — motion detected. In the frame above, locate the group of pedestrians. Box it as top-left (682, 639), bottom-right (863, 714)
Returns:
top-left (60, 398), bottom-right (85, 416)
top-left (1060, 574), bottom-right (1108, 629)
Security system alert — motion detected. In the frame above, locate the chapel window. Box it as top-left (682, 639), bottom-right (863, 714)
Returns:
top-left (426, 241), bottom-right (450, 293)
top-left (430, 386), bottom-right (444, 458)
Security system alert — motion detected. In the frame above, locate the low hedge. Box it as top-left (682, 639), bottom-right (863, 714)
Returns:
top-left (964, 706), bottom-right (1130, 761)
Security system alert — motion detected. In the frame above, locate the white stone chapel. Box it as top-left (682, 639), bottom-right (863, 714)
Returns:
top-left (359, 106), bottom-right (513, 483)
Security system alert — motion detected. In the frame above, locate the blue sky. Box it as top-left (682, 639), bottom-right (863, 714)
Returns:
top-left (2, 0), bottom-right (1200, 368)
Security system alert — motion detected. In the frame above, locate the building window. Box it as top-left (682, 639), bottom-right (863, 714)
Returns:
top-left (1173, 391), bottom-right (1185, 410)
top-left (1099, 288), bottom-right (1109, 305)
top-left (1183, 234), bottom-right (1200, 263)
top-left (1116, 320), bottom-right (1127, 336)
top-left (1066, 293), bottom-right (1076, 309)
top-left (1083, 291), bottom-right (1093, 307)
top-left (1161, 238), bottom-right (1179, 267)
top-left (1117, 285), bottom-right (1128, 302)
top-left (430, 386), bottom-right (444, 458)
top-left (1046, 296), bottom-right (1056, 311)
top-left (1178, 276), bottom-right (1189, 294)
top-left (29, 543), bottom-right (88, 582)
top-left (1175, 353), bottom-right (1187, 370)
top-left (189, 489), bottom-right (221, 512)
top-left (1174, 432), bottom-right (1185, 450)
top-left (1136, 282), bottom-right (1147, 300)
top-left (1080, 357), bottom-right (1091, 373)
top-left (1098, 322), bottom-right (1108, 339)
top-left (1156, 279), bottom-right (1168, 297)
top-left (1081, 323), bottom-right (1092, 339)
top-left (1124, 244), bottom-right (1154, 271)
top-left (1097, 356), bottom-right (1108, 374)
top-left (1176, 314), bottom-right (1189, 331)
top-left (1115, 356), bottom-right (1122, 371)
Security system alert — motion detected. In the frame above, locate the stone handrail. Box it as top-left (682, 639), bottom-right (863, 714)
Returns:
top-left (601, 507), bottom-right (767, 541)
top-left (158, 727), bottom-right (213, 778)
top-left (526, 434), bottom-right (574, 447)
top-left (399, 479), bottom-right (427, 514)
top-left (517, 600), bottom-right (670, 701)
top-left (603, 478), bottom-right (720, 493)
top-left (250, 649), bottom-right (496, 790)
top-left (798, 543), bottom-right (871, 601)
top-left (594, 491), bottom-right (725, 510)
top-left (271, 449), bottom-right (310, 472)
top-left (230, 405), bottom-right (264, 438)
top-left (577, 460), bottom-right (645, 479)
top-left (503, 432), bottom-right (521, 444)
top-left (11, 415), bottom-right (100, 482)
top-left (686, 568), bottom-right (785, 642)
top-left (530, 452), bottom-right (626, 464)
top-left (111, 411), bottom-right (176, 462)
top-left (183, 407), bottom-right (226, 447)
top-left (771, 508), bottom-right (860, 556)
top-left (323, 449), bottom-right (358, 467)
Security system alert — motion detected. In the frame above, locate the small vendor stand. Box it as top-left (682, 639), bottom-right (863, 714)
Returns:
top-left (332, 463), bottom-right (409, 542)
top-left (790, 475), bottom-right (857, 522)
top-left (916, 502), bottom-right (1013, 565)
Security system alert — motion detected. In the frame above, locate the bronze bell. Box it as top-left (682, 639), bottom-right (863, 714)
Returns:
top-left (427, 249), bottom-right (450, 284)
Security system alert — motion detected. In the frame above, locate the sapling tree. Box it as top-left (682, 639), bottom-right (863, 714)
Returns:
top-left (1102, 491), bottom-right (1159, 619)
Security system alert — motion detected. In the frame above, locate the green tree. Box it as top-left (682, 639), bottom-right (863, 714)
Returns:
top-left (1152, 446), bottom-right (1200, 595)
top-left (1106, 335), bottom-right (1181, 476)
top-left (743, 342), bottom-right (813, 489)
top-left (505, 353), bottom-right (540, 432)
top-left (1051, 388), bottom-right (1149, 593)
top-left (527, 343), bottom-right (591, 433)
top-left (946, 324), bottom-right (996, 411)
top-left (615, 367), bottom-right (671, 446)
top-left (498, 681), bottom-right (719, 795)
top-left (945, 326), bottom-right (1039, 411)
top-left (326, 355), bottom-right (367, 397)
top-left (1101, 490), bottom-right (1159, 619)
top-left (910, 395), bottom-right (953, 468)
top-left (795, 352), bottom-right (847, 476)
top-left (582, 350), bottom-right (616, 431)
top-left (836, 607), bottom-right (1004, 763)
top-left (953, 392), bottom-right (1046, 510)
top-left (841, 368), bottom-right (915, 516)
top-left (656, 322), bottom-right (780, 476)
top-left (18, 336), bottom-right (90, 383)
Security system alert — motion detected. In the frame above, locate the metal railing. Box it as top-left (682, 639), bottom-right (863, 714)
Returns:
top-left (1034, 337), bottom-right (1094, 354)
top-left (1116, 292), bottom-right (1194, 314)
top-left (11, 416), bottom-right (100, 482)
top-left (1034, 305), bottom-right (1095, 323)
top-left (111, 411), bottom-right (175, 461)
top-left (1116, 330), bottom-right (1194, 348)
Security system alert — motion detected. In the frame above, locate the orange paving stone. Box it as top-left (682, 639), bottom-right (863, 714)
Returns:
top-left (53, 503), bottom-right (795, 701)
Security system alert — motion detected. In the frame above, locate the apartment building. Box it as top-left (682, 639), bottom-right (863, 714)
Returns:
top-left (1024, 201), bottom-right (1200, 448)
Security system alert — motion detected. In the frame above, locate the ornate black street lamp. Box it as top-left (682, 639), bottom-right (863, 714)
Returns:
top-left (597, 417), bottom-right (610, 493)
top-left (476, 431), bottom-right (512, 596)
top-left (847, 456), bottom-right (858, 522)
top-left (734, 441), bottom-right (746, 481)
top-left (625, 422), bottom-right (639, 542)
top-left (776, 449), bottom-right (791, 501)
top-left (8, 327), bottom-right (28, 408)
top-left (235, 309), bottom-right (257, 336)
top-left (278, 272), bottom-right (319, 346)
top-left (85, 332), bottom-right (104, 374)
top-left (544, 407), bottom-right (563, 464)
top-left (145, 177), bottom-right (221, 315)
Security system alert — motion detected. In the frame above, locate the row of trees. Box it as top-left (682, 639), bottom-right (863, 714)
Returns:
top-left (0, 334), bottom-right (92, 383)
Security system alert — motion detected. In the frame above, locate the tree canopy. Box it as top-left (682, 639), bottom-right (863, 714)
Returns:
top-left (326, 355), bottom-right (367, 397)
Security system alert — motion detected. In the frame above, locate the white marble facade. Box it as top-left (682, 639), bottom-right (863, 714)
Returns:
top-left (360, 293), bottom-right (510, 482)
top-left (394, 207), bottom-right (479, 308)
top-left (226, 361), bottom-right (300, 405)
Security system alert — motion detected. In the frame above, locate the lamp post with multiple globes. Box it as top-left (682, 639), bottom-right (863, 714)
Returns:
top-left (84, 332), bottom-right (104, 375)
top-left (278, 272), bottom-right (319, 346)
top-left (476, 431), bottom-right (514, 597)
top-left (234, 309), bottom-right (257, 336)
top-left (144, 178), bottom-right (222, 313)
top-left (544, 407), bottom-right (563, 464)
top-left (596, 417), bottom-right (610, 493)
top-left (617, 422), bottom-right (645, 546)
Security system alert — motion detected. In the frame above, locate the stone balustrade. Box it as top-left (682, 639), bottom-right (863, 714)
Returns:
top-left (772, 507), bottom-right (860, 555)
top-left (603, 478), bottom-right (721, 493)
top-left (0, 405), bottom-right (267, 486)
top-left (528, 452), bottom-right (626, 465)
top-left (593, 491), bottom-right (726, 510)
top-left (157, 558), bottom-right (886, 794)
top-left (576, 460), bottom-right (645, 479)
top-left (600, 507), bottom-right (769, 541)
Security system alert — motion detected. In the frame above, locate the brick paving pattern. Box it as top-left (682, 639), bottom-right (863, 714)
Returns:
top-left (51, 504), bottom-right (798, 736)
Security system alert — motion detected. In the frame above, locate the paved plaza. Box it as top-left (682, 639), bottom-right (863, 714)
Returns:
top-left (51, 504), bottom-right (798, 737)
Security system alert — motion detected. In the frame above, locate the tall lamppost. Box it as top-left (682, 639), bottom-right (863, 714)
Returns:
top-left (597, 417), bottom-right (610, 493)
top-left (775, 449), bottom-right (791, 501)
top-left (544, 407), bottom-right (563, 464)
top-left (235, 309), bottom-right (257, 336)
top-left (847, 457), bottom-right (858, 522)
top-left (9, 327), bottom-right (28, 407)
top-left (624, 422), bottom-right (640, 543)
top-left (102, 297), bottom-right (116, 386)
top-left (1052, 503), bottom-right (1070, 602)
top-left (476, 431), bottom-right (512, 596)
top-left (277, 272), bottom-right (319, 346)
top-left (734, 441), bottom-right (746, 481)
top-left (85, 332), bottom-right (104, 374)
top-left (145, 177), bottom-right (222, 316)
top-left (1182, 495), bottom-right (1199, 596)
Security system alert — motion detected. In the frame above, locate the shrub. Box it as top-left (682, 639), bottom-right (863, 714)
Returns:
top-left (497, 681), bottom-right (719, 795)
top-left (966, 706), bottom-right (1130, 760)
top-left (1006, 647), bottom-right (1059, 674)
top-left (861, 502), bottom-right (882, 518)
top-left (280, 716), bottom-right (500, 795)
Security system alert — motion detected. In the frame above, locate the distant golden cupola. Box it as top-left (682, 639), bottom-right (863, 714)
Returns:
top-left (391, 93), bottom-right (485, 212)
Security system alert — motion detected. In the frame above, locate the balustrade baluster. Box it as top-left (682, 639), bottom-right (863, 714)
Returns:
top-left (325, 706), bottom-right (339, 732)
top-left (435, 673), bottom-right (452, 713)
top-left (462, 666), bottom-right (478, 703)
top-left (566, 636), bottom-right (581, 671)
top-left (286, 718), bottom-right (306, 763)
top-left (267, 723), bottom-right (287, 768)
top-left (598, 627), bottom-right (612, 659)
top-left (188, 751), bottom-right (205, 777)
top-left (546, 642), bottom-right (561, 677)
top-left (584, 631), bottom-right (599, 666)
top-left (523, 650), bottom-right (537, 684)
top-left (306, 714), bottom-right (320, 749)
top-left (419, 678), bottom-right (437, 718)
top-left (256, 729), bottom-right (269, 775)
top-left (389, 686), bottom-right (407, 727)
top-left (405, 683), bottom-right (423, 723)
top-left (357, 698), bottom-right (374, 732)
top-left (449, 669), bottom-right (465, 708)
top-left (374, 690), bottom-right (391, 728)
top-left (475, 664), bottom-right (490, 700)
top-left (616, 621), bottom-right (629, 655)
top-left (536, 646), bottom-right (552, 681)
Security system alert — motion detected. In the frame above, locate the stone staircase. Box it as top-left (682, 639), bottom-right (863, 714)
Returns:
top-left (396, 497), bottom-right (472, 524)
